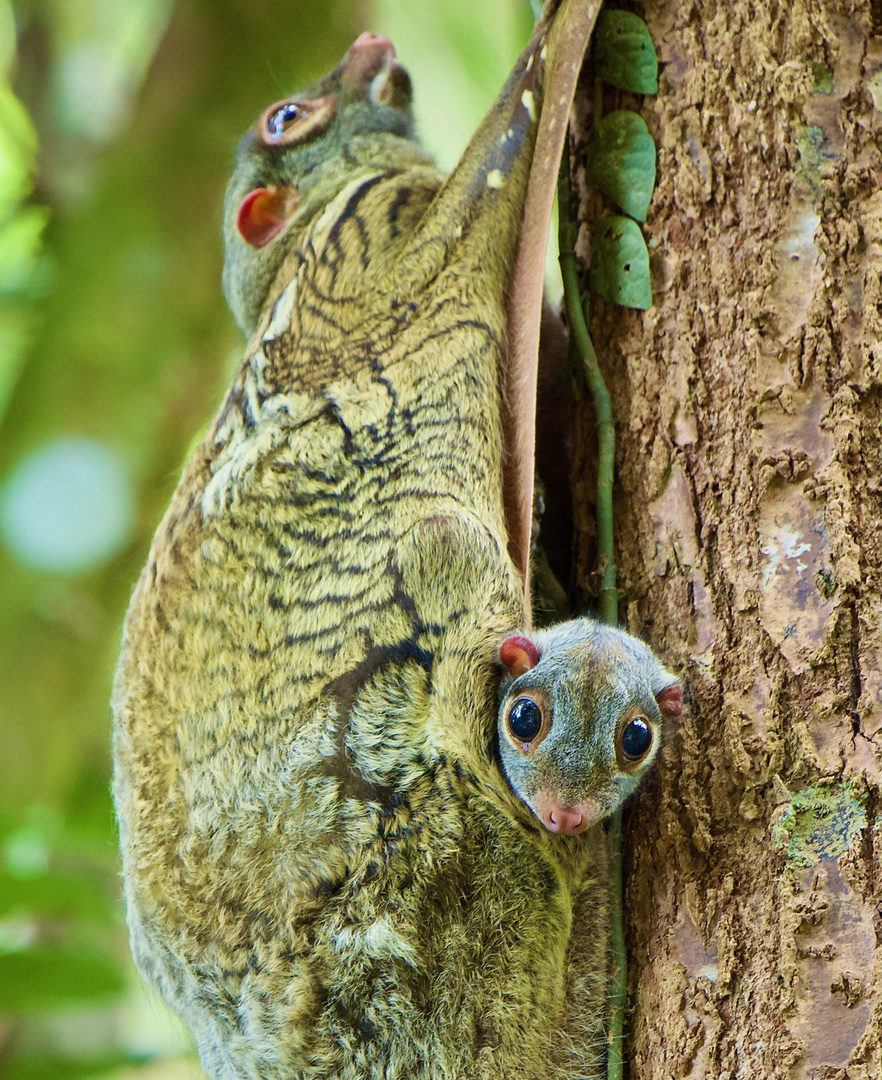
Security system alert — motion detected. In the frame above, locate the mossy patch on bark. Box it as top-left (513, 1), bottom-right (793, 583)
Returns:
top-left (773, 782), bottom-right (867, 869)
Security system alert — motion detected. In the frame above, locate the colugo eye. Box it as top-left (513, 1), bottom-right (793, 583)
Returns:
top-left (259, 96), bottom-right (337, 150)
top-left (620, 716), bottom-right (652, 761)
top-left (507, 697), bottom-right (543, 742)
top-left (267, 102), bottom-right (302, 138)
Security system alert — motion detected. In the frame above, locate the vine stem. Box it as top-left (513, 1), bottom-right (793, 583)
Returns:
top-left (557, 145), bottom-right (617, 625)
top-left (557, 141), bottom-right (624, 1080)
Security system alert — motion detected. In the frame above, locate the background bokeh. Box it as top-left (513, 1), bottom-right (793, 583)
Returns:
top-left (0, 0), bottom-right (536, 1075)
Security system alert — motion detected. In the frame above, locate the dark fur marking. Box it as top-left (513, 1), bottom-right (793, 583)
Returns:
top-left (386, 185), bottom-right (413, 239)
top-left (325, 173), bottom-right (389, 269)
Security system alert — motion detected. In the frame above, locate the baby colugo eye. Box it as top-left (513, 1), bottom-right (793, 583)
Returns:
top-left (619, 715), bottom-right (653, 763)
top-left (507, 697), bottom-right (544, 743)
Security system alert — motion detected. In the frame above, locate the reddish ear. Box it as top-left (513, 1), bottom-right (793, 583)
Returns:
top-left (656, 685), bottom-right (682, 717)
top-left (499, 635), bottom-right (540, 679)
top-left (236, 186), bottom-right (299, 248)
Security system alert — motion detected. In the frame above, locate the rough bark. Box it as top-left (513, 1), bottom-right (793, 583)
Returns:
top-left (570, 1), bottom-right (882, 1076)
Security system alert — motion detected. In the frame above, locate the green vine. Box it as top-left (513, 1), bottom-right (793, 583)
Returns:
top-left (556, 11), bottom-right (659, 1079)
top-left (558, 143), bottom-right (624, 1080)
top-left (557, 147), bottom-right (617, 628)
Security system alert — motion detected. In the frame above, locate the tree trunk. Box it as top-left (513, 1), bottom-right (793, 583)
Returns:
top-left (569, 1), bottom-right (882, 1076)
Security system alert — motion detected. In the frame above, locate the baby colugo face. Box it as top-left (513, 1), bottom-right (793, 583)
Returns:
top-left (496, 620), bottom-right (681, 835)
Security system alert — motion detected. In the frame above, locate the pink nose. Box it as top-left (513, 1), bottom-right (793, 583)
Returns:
top-left (542, 808), bottom-right (588, 836)
top-left (350, 32), bottom-right (396, 56)
top-left (345, 32), bottom-right (397, 88)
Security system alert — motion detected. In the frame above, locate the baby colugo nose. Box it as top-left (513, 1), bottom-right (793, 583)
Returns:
top-left (543, 807), bottom-right (588, 836)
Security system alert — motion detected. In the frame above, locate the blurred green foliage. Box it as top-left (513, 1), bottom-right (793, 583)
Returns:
top-left (0, 0), bottom-right (533, 1076)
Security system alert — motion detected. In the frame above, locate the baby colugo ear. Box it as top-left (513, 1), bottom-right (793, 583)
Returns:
top-left (656, 684), bottom-right (682, 716)
top-left (499, 635), bottom-right (540, 679)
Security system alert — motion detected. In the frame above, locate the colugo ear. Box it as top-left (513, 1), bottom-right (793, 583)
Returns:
top-left (236, 186), bottom-right (300, 248)
top-left (499, 635), bottom-right (540, 679)
top-left (656, 684), bottom-right (682, 716)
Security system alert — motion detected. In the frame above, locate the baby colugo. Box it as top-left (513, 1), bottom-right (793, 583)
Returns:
top-left (497, 620), bottom-right (682, 835)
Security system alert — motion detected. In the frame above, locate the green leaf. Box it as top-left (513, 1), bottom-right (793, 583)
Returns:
top-left (595, 11), bottom-right (659, 94)
top-left (0, 82), bottom-right (39, 220)
top-left (590, 215), bottom-right (652, 309)
top-left (0, 948), bottom-right (125, 1011)
top-left (585, 111), bottom-right (656, 221)
top-left (0, 206), bottom-right (49, 294)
